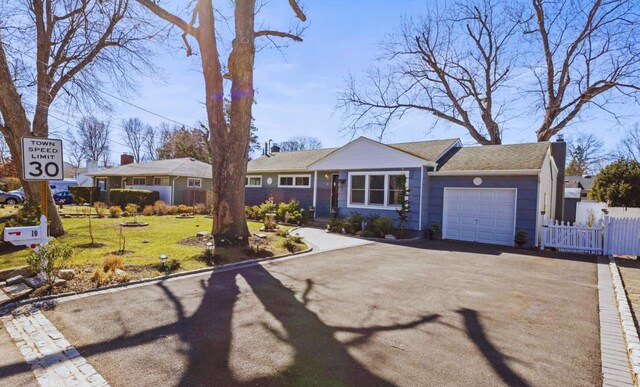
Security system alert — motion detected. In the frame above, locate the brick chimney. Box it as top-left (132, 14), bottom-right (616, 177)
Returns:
top-left (120, 154), bottom-right (135, 166)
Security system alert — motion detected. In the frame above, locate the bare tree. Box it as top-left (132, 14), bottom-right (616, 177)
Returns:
top-left (279, 136), bottom-right (323, 152)
top-left (65, 130), bottom-right (85, 178)
top-left (615, 123), bottom-right (640, 161)
top-left (339, 0), bottom-right (524, 144)
top-left (122, 118), bottom-right (148, 162)
top-left (340, 0), bottom-right (640, 145)
top-left (529, 0), bottom-right (640, 141)
top-left (137, 0), bottom-right (307, 243)
top-left (566, 133), bottom-right (607, 175)
top-left (76, 117), bottom-right (111, 166)
top-left (144, 125), bottom-right (159, 161)
top-left (0, 0), bottom-right (157, 236)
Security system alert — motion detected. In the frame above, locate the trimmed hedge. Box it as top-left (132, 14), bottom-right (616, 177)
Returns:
top-left (109, 189), bottom-right (160, 208)
top-left (69, 186), bottom-right (100, 204)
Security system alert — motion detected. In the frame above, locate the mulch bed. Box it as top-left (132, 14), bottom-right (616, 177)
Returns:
top-left (616, 257), bottom-right (640, 332)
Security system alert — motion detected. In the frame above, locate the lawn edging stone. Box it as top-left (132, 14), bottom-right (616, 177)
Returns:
top-left (610, 255), bottom-right (640, 383)
top-left (0, 243), bottom-right (312, 315)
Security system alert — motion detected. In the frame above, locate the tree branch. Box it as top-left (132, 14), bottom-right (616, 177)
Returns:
top-left (288, 0), bottom-right (307, 22)
top-left (255, 30), bottom-right (302, 42)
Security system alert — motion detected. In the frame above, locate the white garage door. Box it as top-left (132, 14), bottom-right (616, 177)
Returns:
top-left (443, 188), bottom-right (517, 246)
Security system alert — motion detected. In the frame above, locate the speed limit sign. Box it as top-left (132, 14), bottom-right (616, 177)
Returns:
top-left (22, 137), bottom-right (64, 181)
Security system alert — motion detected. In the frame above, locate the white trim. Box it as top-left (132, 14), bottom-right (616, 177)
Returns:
top-left (95, 177), bottom-right (107, 191)
top-left (535, 172), bottom-right (541, 247)
top-left (245, 175), bottom-right (262, 187)
top-left (312, 171), bottom-right (318, 211)
top-left (419, 166), bottom-right (424, 231)
top-left (132, 176), bottom-right (146, 185)
top-left (277, 174), bottom-right (311, 188)
top-left (187, 177), bottom-right (202, 188)
top-left (429, 169), bottom-right (540, 176)
top-left (153, 176), bottom-right (170, 186)
top-left (347, 171), bottom-right (409, 210)
top-left (434, 138), bottom-right (462, 163)
top-left (442, 187), bottom-right (518, 247)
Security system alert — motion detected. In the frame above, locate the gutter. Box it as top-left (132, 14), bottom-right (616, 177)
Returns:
top-left (428, 169), bottom-right (541, 176)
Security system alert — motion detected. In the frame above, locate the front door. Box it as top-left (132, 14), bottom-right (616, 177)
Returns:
top-left (331, 174), bottom-right (339, 212)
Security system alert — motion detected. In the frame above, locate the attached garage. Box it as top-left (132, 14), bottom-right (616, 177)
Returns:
top-left (442, 188), bottom-right (517, 246)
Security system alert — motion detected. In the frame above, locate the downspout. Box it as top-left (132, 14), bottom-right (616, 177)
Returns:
top-left (171, 176), bottom-right (179, 205)
top-left (312, 171), bottom-right (318, 218)
top-left (418, 166), bottom-right (424, 231)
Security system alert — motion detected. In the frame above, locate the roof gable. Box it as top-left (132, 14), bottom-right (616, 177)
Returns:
top-left (308, 137), bottom-right (437, 171)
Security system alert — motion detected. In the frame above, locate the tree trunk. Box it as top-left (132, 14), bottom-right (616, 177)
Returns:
top-left (0, 39), bottom-right (65, 236)
top-left (197, 0), bottom-right (252, 243)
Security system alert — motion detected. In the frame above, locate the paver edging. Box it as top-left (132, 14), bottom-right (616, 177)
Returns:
top-left (0, 244), bottom-right (312, 316)
top-left (609, 255), bottom-right (640, 384)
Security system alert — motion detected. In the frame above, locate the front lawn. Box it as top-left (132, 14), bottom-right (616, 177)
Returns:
top-left (0, 216), bottom-right (303, 273)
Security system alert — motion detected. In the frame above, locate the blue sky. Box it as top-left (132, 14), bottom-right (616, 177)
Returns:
top-left (72, 0), bottom-right (636, 161)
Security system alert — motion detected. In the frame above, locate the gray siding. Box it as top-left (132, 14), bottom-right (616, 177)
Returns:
top-left (428, 175), bottom-right (539, 247)
top-left (337, 168), bottom-right (422, 231)
top-left (244, 172), bottom-right (317, 212)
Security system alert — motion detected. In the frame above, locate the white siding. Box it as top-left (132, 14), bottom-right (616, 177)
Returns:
top-left (536, 150), bottom-right (558, 244)
top-left (308, 137), bottom-right (430, 170)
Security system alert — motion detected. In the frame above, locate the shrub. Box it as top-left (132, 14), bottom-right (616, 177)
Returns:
top-left (93, 202), bottom-right (107, 218)
top-left (590, 159), bottom-right (640, 206)
top-left (245, 205), bottom-right (261, 220)
top-left (142, 205), bottom-right (154, 216)
top-left (166, 205), bottom-right (179, 215)
top-left (125, 203), bottom-right (139, 214)
top-left (263, 214), bottom-right (277, 230)
top-left (109, 206), bottom-right (122, 218)
top-left (153, 200), bottom-right (168, 215)
top-left (5, 177), bottom-right (21, 191)
top-left (372, 216), bottom-right (394, 237)
top-left (343, 212), bottom-right (364, 234)
top-left (360, 230), bottom-right (375, 238)
top-left (69, 186), bottom-right (100, 204)
top-left (289, 234), bottom-right (304, 244)
top-left (109, 189), bottom-right (159, 208)
top-left (161, 258), bottom-right (181, 273)
top-left (277, 199), bottom-right (300, 222)
top-left (6, 200), bottom-right (40, 227)
top-left (102, 255), bottom-right (125, 272)
top-left (363, 214), bottom-right (380, 232)
top-left (197, 249), bottom-right (224, 266)
top-left (194, 203), bottom-right (207, 215)
top-left (281, 238), bottom-right (303, 253)
top-left (258, 197), bottom-right (278, 219)
top-left (327, 217), bottom-right (344, 233)
top-left (27, 241), bottom-right (73, 287)
top-left (275, 228), bottom-right (289, 237)
top-left (90, 267), bottom-right (109, 287)
top-left (177, 204), bottom-right (193, 214)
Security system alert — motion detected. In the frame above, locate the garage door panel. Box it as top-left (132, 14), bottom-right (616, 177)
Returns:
top-left (444, 188), bottom-right (516, 246)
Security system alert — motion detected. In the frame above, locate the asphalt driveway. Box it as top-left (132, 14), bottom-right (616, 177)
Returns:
top-left (27, 240), bottom-right (598, 386)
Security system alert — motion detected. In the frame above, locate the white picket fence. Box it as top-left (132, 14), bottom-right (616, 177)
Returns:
top-left (604, 217), bottom-right (640, 256)
top-left (540, 219), bottom-right (604, 254)
top-left (541, 217), bottom-right (640, 256)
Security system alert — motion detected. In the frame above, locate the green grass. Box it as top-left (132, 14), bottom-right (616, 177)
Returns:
top-left (0, 216), bottom-right (295, 272)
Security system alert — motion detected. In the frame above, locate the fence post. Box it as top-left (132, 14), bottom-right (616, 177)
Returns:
top-left (603, 216), bottom-right (609, 256)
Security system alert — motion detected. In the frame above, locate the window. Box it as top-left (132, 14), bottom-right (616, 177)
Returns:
top-left (350, 175), bottom-right (365, 204)
top-left (368, 175), bottom-right (385, 205)
top-left (154, 177), bottom-right (169, 186)
top-left (245, 175), bottom-right (262, 187)
top-left (348, 171), bottom-right (408, 209)
top-left (132, 177), bottom-right (146, 185)
top-left (96, 178), bottom-right (107, 191)
top-left (387, 174), bottom-right (405, 205)
top-left (187, 178), bottom-right (202, 188)
top-left (278, 174), bottom-right (311, 188)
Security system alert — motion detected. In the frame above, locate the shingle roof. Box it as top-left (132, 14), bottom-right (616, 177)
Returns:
top-left (247, 138), bottom-right (460, 172)
top-left (438, 142), bottom-right (550, 171)
top-left (247, 148), bottom-right (339, 172)
top-left (389, 138), bottom-right (459, 161)
top-left (565, 175), bottom-right (596, 190)
top-left (85, 158), bottom-right (212, 178)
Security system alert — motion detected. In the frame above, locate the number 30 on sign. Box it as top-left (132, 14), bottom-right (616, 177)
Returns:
top-left (22, 137), bottom-right (64, 181)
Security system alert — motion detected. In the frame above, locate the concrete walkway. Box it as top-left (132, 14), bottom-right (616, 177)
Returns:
top-left (292, 227), bottom-right (372, 252)
top-left (598, 256), bottom-right (634, 386)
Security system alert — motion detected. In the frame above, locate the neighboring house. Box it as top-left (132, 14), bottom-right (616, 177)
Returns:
top-left (565, 175), bottom-right (595, 198)
top-left (247, 137), bottom-right (566, 247)
top-left (85, 156), bottom-right (212, 205)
